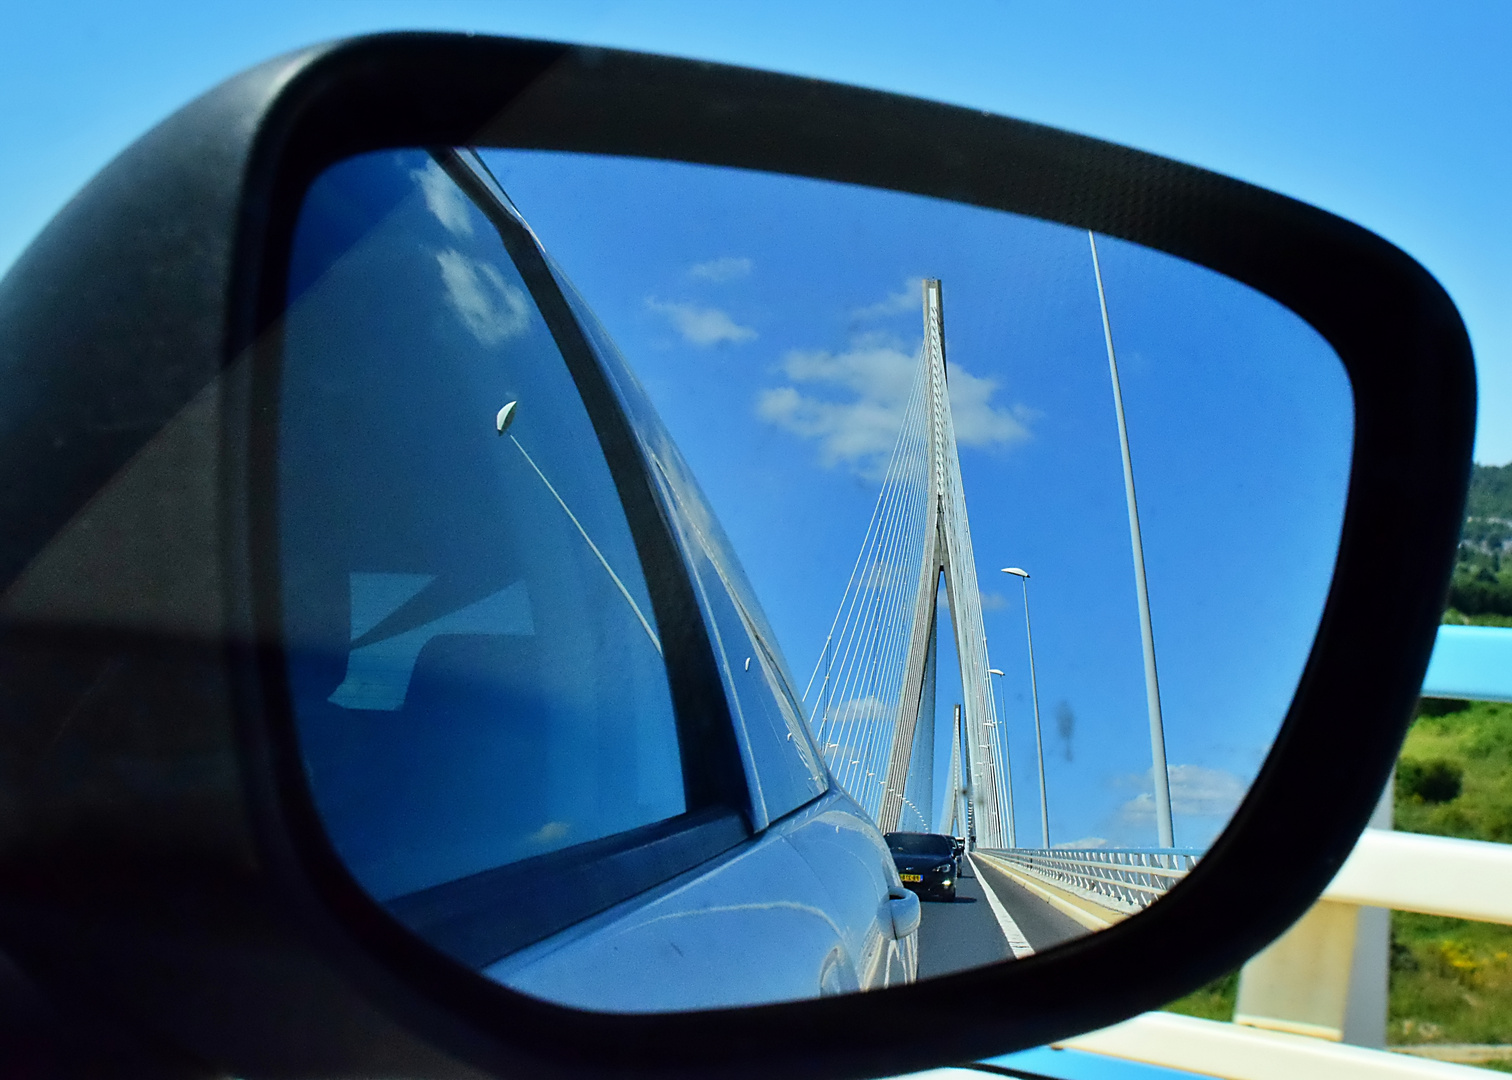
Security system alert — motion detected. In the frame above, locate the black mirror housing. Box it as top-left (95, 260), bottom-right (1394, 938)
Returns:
top-left (0, 32), bottom-right (1474, 1079)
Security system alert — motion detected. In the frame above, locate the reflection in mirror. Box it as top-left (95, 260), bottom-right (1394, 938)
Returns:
top-left (277, 145), bottom-right (1352, 1013)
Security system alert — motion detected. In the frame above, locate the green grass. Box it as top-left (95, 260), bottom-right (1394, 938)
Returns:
top-left (1391, 912), bottom-right (1512, 1046)
top-left (1162, 970), bottom-right (1238, 1021)
top-left (1396, 699), bottom-right (1512, 844)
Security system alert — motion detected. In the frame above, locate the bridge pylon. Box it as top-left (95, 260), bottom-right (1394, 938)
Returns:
top-left (875, 280), bottom-right (1013, 847)
top-left (804, 279), bottom-right (1015, 848)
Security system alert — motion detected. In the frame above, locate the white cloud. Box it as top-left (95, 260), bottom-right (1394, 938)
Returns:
top-left (756, 334), bottom-right (917, 474)
top-left (852, 278), bottom-right (923, 321)
top-left (949, 367), bottom-right (1038, 447)
top-left (689, 256), bottom-right (753, 282)
top-left (1117, 764), bottom-right (1248, 827)
top-left (858, 559), bottom-right (912, 592)
top-left (822, 695), bottom-right (891, 729)
top-left (979, 591), bottom-right (1008, 612)
top-left (528, 821), bottom-right (571, 846)
top-left (646, 298), bottom-right (757, 347)
top-left (818, 697), bottom-right (894, 759)
top-left (411, 160), bottom-right (474, 237)
top-left (1056, 837), bottom-right (1108, 849)
top-left (436, 249), bottom-right (531, 346)
top-left (757, 329), bottom-right (1031, 476)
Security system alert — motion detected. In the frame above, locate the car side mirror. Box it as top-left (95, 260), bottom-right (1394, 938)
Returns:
top-left (0, 32), bottom-right (1474, 1079)
top-left (887, 889), bottom-right (923, 941)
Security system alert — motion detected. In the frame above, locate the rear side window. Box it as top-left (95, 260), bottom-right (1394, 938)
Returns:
top-left (277, 150), bottom-right (685, 902)
top-left (548, 251), bottom-right (831, 826)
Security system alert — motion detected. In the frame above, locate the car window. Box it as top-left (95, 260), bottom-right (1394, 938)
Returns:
top-left (550, 258), bottom-right (830, 824)
top-left (886, 833), bottom-right (955, 856)
top-left (277, 149), bottom-right (686, 902)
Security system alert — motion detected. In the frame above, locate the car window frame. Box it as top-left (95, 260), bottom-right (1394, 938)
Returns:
top-left (251, 145), bottom-right (760, 969)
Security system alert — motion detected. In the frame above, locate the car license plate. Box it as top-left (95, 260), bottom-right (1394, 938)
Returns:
top-left (900, 873), bottom-right (922, 882)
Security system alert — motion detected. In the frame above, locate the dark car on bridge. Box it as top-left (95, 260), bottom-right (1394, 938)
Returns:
top-left (885, 832), bottom-right (960, 901)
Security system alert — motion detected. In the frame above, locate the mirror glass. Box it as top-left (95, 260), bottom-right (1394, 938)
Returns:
top-left (276, 146), bottom-right (1352, 1012)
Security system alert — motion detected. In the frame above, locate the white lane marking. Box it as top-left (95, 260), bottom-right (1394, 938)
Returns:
top-left (972, 851), bottom-right (1116, 932)
top-left (967, 853), bottom-right (1035, 959)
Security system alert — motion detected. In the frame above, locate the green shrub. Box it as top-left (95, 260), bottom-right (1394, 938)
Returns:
top-left (1398, 758), bottom-right (1464, 804)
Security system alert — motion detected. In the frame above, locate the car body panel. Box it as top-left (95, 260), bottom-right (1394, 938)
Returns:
top-left (486, 788), bottom-right (913, 1010)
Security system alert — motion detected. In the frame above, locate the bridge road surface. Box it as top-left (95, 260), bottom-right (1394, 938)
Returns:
top-left (916, 856), bottom-right (1088, 980)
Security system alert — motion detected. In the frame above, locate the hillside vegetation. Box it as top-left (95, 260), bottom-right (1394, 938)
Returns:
top-left (1467, 462), bottom-right (1512, 521)
top-left (1447, 463), bottom-right (1512, 626)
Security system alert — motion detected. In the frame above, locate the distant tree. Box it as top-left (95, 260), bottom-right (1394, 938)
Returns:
top-left (1466, 462), bottom-right (1512, 521)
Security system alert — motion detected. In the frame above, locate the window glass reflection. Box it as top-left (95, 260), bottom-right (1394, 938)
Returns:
top-left (280, 150), bottom-right (684, 902)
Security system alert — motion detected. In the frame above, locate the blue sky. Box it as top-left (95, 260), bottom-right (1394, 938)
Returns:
top-left (3, 2), bottom-right (1508, 462)
top-left (2, 4), bottom-right (1503, 847)
top-left (478, 151), bottom-right (1350, 847)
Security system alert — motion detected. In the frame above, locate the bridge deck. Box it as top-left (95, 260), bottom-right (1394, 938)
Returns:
top-left (916, 855), bottom-right (1086, 979)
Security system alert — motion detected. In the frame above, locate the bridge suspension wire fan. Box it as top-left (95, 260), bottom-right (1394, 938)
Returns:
top-left (803, 279), bottom-right (1015, 847)
top-left (803, 365), bottom-right (930, 816)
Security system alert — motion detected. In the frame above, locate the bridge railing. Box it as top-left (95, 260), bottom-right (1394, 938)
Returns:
top-left (978, 847), bottom-right (1202, 916)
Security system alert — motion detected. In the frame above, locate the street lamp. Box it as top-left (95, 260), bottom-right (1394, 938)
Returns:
top-left (1001, 567), bottom-right (1050, 849)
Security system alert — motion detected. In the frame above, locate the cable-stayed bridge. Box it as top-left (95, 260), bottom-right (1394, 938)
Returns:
top-left (802, 279), bottom-right (1012, 848)
top-left (799, 255), bottom-right (1197, 974)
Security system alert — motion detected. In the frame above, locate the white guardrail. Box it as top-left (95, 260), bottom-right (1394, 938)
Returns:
top-left (977, 846), bottom-right (1200, 917)
top-left (1325, 828), bottom-right (1512, 924)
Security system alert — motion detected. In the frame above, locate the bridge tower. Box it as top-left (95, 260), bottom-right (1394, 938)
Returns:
top-left (875, 280), bottom-right (1013, 847)
top-left (804, 279), bottom-right (1015, 849)
top-left (941, 703), bottom-right (973, 845)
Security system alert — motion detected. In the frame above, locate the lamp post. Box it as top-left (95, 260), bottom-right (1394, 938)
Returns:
top-left (1089, 231), bottom-right (1175, 849)
top-left (1000, 567), bottom-right (1049, 849)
